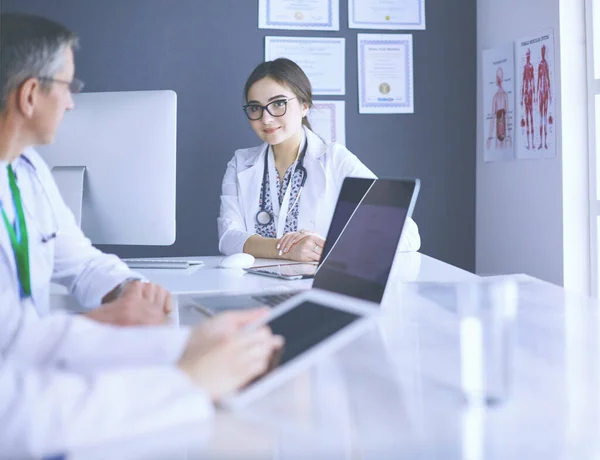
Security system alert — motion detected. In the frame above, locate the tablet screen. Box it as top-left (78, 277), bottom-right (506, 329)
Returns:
top-left (245, 301), bottom-right (361, 388)
top-left (250, 263), bottom-right (318, 277)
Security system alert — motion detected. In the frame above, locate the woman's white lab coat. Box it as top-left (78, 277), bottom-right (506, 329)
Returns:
top-left (218, 127), bottom-right (421, 255)
top-left (0, 150), bottom-right (213, 457)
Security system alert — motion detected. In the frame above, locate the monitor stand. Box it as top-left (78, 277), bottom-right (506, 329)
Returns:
top-left (51, 166), bottom-right (86, 227)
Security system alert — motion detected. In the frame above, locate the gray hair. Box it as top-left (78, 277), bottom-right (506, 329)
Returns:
top-left (0, 13), bottom-right (79, 111)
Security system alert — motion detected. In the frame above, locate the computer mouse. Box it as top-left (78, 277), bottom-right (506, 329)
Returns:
top-left (219, 253), bottom-right (256, 269)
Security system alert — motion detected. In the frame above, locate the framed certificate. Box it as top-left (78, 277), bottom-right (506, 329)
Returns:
top-left (265, 36), bottom-right (346, 95)
top-left (357, 34), bottom-right (414, 114)
top-left (259, 0), bottom-right (340, 31)
top-left (308, 101), bottom-right (346, 145)
top-left (349, 0), bottom-right (425, 30)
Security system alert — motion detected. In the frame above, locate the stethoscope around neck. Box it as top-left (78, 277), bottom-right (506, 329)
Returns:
top-left (256, 141), bottom-right (308, 227)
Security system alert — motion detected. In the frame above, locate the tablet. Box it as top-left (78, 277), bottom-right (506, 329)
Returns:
top-left (243, 262), bottom-right (318, 280)
top-left (219, 289), bottom-right (377, 410)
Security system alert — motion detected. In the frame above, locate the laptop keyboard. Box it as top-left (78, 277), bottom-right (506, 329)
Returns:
top-left (251, 291), bottom-right (300, 307)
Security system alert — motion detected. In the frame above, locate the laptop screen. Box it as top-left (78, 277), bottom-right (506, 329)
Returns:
top-left (319, 178), bottom-right (376, 264)
top-left (313, 178), bottom-right (417, 303)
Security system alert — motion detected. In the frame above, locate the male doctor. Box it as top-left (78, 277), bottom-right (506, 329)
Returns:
top-left (0, 12), bottom-right (283, 458)
top-left (0, 12), bottom-right (171, 326)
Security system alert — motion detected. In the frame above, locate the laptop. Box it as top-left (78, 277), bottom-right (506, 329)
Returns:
top-left (244, 176), bottom-right (377, 280)
top-left (194, 177), bottom-right (420, 312)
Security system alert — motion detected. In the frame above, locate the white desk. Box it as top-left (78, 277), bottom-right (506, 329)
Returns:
top-left (130, 252), bottom-right (475, 295)
top-left (50, 252), bottom-right (474, 320)
top-left (134, 252), bottom-right (476, 325)
top-left (63, 257), bottom-right (600, 459)
top-left (51, 252), bottom-right (473, 313)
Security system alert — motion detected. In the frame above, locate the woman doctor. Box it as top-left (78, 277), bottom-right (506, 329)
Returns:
top-left (218, 58), bottom-right (420, 262)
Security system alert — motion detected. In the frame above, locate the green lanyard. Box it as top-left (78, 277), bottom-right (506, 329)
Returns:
top-left (1, 165), bottom-right (31, 298)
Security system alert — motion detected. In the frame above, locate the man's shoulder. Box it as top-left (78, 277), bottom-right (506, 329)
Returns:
top-left (20, 148), bottom-right (51, 174)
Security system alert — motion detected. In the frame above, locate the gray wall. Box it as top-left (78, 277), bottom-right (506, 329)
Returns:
top-left (3, 0), bottom-right (477, 271)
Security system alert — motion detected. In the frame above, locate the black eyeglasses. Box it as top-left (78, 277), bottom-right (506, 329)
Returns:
top-left (38, 76), bottom-right (85, 94)
top-left (242, 97), bottom-right (297, 120)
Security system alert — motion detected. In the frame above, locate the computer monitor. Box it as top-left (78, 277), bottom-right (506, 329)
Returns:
top-left (35, 90), bottom-right (177, 245)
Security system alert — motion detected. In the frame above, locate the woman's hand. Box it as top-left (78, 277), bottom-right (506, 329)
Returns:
top-left (277, 229), bottom-right (325, 262)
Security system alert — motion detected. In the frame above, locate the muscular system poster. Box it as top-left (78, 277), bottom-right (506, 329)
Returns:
top-left (515, 29), bottom-right (556, 160)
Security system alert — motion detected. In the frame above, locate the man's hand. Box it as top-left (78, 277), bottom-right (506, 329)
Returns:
top-left (103, 279), bottom-right (173, 315)
top-left (178, 325), bottom-right (284, 402)
top-left (85, 281), bottom-right (172, 326)
top-left (181, 308), bottom-right (270, 360)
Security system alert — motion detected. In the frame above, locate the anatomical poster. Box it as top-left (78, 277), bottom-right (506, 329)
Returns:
top-left (482, 44), bottom-right (515, 162)
top-left (515, 29), bottom-right (556, 160)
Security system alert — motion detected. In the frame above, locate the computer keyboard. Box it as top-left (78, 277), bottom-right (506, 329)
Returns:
top-left (251, 291), bottom-right (300, 307)
top-left (123, 258), bottom-right (204, 270)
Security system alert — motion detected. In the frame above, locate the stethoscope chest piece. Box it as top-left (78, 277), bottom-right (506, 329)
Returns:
top-left (256, 209), bottom-right (273, 226)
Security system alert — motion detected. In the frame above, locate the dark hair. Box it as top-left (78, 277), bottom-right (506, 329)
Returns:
top-left (0, 13), bottom-right (79, 111)
top-left (243, 58), bottom-right (313, 130)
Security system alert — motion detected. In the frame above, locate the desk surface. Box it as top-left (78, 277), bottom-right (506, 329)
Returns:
top-left (63, 253), bottom-right (600, 459)
top-left (50, 252), bottom-right (475, 313)
top-left (137, 252), bottom-right (477, 296)
top-left (69, 276), bottom-right (600, 459)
